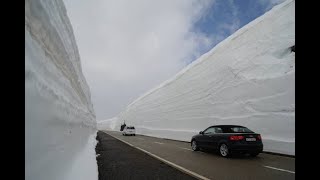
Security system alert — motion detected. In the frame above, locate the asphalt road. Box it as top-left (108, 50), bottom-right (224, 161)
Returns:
top-left (96, 131), bottom-right (197, 180)
top-left (102, 130), bottom-right (295, 180)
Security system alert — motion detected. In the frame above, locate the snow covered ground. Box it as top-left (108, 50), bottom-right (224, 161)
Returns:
top-left (99, 0), bottom-right (295, 155)
top-left (25, 0), bottom-right (98, 180)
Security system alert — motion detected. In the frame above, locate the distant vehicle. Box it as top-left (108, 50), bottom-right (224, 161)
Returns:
top-left (122, 126), bottom-right (136, 136)
top-left (191, 125), bottom-right (263, 157)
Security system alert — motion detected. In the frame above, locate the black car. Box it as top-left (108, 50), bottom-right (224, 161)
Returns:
top-left (191, 125), bottom-right (263, 157)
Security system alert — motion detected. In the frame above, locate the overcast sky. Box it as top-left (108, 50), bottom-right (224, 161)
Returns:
top-left (63, 0), bottom-right (285, 121)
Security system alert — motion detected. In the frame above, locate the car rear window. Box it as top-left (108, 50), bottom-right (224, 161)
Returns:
top-left (229, 127), bottom-right (253, 133)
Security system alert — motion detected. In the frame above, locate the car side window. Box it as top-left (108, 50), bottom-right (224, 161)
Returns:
top-left (204, 127), bottom-right (223, 134)
top-left (214, 127), bottom-right (223, 133)
top-left (204, 127), bottom-right (216, 134)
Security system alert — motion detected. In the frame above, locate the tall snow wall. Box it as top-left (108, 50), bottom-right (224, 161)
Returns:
top-left (106, 0), bottom-right (295, 155)
top-left (25, 0), bottom-right (98, 179)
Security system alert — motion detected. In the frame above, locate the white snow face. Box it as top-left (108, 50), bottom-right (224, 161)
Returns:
top-left (25, 0), bottom-right (98, 179)
top-left (106, 0), bottom-right (295, 155)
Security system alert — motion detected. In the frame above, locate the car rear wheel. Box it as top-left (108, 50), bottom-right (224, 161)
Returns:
top-left (219, 144), bottom-right (230, 157)
top-left (191, 140), bottom-right (199, 151)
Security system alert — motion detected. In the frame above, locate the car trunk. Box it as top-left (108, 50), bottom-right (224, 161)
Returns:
top-left (236, 133), bottom-right (261, 144)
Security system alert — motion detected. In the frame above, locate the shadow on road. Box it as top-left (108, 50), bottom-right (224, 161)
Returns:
top-left (199, 148), bottom-right (262, 160)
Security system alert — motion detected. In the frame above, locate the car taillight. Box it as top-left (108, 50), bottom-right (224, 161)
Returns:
top-left (257, 135), bottom-right (262, 140)
top-left (229, 135), bottom-right (244, 141)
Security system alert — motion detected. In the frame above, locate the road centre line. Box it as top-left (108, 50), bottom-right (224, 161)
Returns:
top-left (154, 142), bottom-right (164, 145)
top-left (263, 165), bottom-right (295, 174)
top-left (180, 147), bottom-right (193, 151)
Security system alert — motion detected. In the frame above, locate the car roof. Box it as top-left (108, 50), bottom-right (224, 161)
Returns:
top-left (209, 125), bottom-right (246, 128)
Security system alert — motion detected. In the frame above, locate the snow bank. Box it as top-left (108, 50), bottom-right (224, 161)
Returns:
top-left (103, 0), bottom-right (295, 155)
top-left (25, 0), bottom-right (98, 179)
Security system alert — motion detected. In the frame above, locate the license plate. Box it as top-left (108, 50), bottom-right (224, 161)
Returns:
top-left (246, 138), bottom-right (256, 141)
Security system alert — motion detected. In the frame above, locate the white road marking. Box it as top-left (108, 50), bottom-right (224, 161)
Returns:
top-left (180, 147), bottom-right (192, 151)
top-left (105, 132), bottom-right (211, 180)
top-left (263, 165), bottom-right (295, 174)
top-left (154, 142), bottom-right (164, 145)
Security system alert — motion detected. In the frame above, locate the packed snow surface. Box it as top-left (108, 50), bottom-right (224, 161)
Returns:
top-left (25, 0), bottom-right (98, 179)
top-left (100, 0), bottom-right (295, 155)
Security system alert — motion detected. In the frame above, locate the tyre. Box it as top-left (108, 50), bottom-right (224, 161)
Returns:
top-left (219, 143), bottom-right (230, 157)
top-left (191, 140), bottom-right (199, 151)
top-left (133, 134), bottom-right (135, 136)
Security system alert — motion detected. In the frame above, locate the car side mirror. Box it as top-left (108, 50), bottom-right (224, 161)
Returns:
top-left (199, 131), bottom-right (203, 134)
